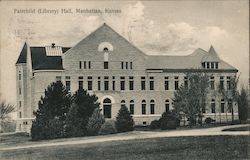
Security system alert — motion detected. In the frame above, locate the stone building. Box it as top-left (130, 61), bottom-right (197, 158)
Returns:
top-left (16, 24), bottom-right (238, 132)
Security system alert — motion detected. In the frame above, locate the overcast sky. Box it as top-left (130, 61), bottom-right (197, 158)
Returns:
top-left (0, 1), bottom-right (249, 109)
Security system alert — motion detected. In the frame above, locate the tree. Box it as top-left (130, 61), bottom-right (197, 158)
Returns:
top-left (159, 111), bottom-right (180, 130)
top-left (87, 108), bottom-right (105, 136)
top-left (238, 87), bottom-right (248, 122)
top-left (173, 72), bottom-right (209, 126)
top-left (115, 105), bottom-right (134, 132)
top-left (65, 89), bottom-right (99, 137)
top-left (0, 101), bottom-right (15, 132)
top-left (218, 75), bottom-right (239, 123)
top-left (31, 81), bottom-right (71, 140)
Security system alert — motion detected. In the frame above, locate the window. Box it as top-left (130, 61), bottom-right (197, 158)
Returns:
top-left (126, 62), bottom-right (128, 69)
top-left (211, 62), bottom-right (214, 69)
top-left (141, 77), bottom-right (146, 90)
top-left (79, 61), bottom-right (82, 69)
top-left (88, 76), bottom-right (92, 90)
top-left (56, 76), bottom-right (61, 82)
top-left (129, 76), bottom-right (134, 90)
top-left (211, 99), bottom-right (215, 113)
top-left (142, 100), bottom-right (146, 114)
top-left (120, 77), bottom-right (125, 90)
top-left (19, 112), bottom-right (22, 118)
top-left (202, 62), bottom-right (205, 68)
top-left (121, 100), bottom-right (126, 108)
top-left (66, 81), bottom-right (71, 92)
top-left (165, 77), bottom-right (169, 90)
top-left (215, 62), bottom-right (219, 69)
top-left (121, 62), bottom-right (124, 69)
top-left (130, 62), bottom-right (133, 69)
top-left (228, 99), bottom-right (232, 113)
top-left (210, 76), bottom-right (214, 90)
top-left (78, 81), bottom-right (83, 90)
top-left (84, 61), bottom-right (87, 69)
top-left (19, 87), bottom-right (21, 95)
top-left (220, 76), bottom-right (224, 90)
top-left (104, 76), bottom-right (109, 91)
top-left (104, 62), bottom-right (109, 69)
top-left (19, 101), bottom-right (22, 109)
top-left (221, 99), bottom-right (225, 113)
top-left (149, 77), bottom-right (154, 90)
top-left (111, 78), bottom-right (115, 91)
top-left (19, 73), bottom-right (21, 80)
top-left (130, 100), bottom-right (134, 114)
top-left (98, 80), bottom-right (101, 91)
top-left (227, 76), bottom-right (231, 90)
top-left (184, 77), bottom-right (188, 89)
top-left (88, 61), bottom-right (91, 69)
top-left (165, 100), bottom-right (170, 112)
top-left (207, 62), bottom-right (210, 69)
top-left (150, 100), bottom-right (155, 114)
top-left (174, 76), bottom-right (179, 90)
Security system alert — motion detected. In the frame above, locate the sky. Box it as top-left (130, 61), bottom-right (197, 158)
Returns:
top-left (0, 0), bottom-right (249, 114)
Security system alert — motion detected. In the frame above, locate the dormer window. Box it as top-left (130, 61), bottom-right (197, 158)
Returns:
top-left (202, 62), bottom-right (219, 69)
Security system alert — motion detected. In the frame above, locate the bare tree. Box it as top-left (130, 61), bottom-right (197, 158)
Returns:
top-left (0, 101), bottom-right (15, 132)
top-left (173, 72), bottom-right (209, 126)
top-left (218, 75), bottom-right (239, 123)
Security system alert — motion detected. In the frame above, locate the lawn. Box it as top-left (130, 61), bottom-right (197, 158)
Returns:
top-left (1, 135), bottom-right (248, 160)
top-left (222, 126), bottom-right (250, 131)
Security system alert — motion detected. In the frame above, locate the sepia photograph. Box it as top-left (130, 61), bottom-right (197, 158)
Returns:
top-left (0, 0), bottom-right (249, 159)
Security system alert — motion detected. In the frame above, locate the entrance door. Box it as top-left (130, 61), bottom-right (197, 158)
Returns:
top-left (103, 98), bottom-right (112, 118)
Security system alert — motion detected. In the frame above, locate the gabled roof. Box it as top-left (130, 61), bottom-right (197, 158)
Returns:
top-left (16, 43), bottom-right (27, 64)
top-left (64, 23), bottom-right (146, 57)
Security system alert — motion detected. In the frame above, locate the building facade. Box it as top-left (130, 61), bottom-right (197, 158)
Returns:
top-left (16, 24), bottom-right (238, 132)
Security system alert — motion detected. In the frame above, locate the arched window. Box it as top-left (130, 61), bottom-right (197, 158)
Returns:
top-left (150, 100), bottom-right (155, 114)
top-left (220, 99), bottom-right (225, 113)
top-left (211, 99), bottom-right (215, 113)
top-left (165, 99), bottom-right (170, 112)
top-left (103, 47), bottom-right (109, 69)
top-left (121, 100), bottom-right (126, 108)
top-left (103, 98), bottom-right (112, 118)
top-left (141, 100), bottom-right (146, 115)
top-left (129, 100), bottom-right (134, 115)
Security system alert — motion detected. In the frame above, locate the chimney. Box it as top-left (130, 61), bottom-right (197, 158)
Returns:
top-left (52, 43), bottom-right (55, 48)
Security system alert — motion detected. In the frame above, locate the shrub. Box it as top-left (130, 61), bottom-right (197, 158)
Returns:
top-left (31, 117), bottom-right (64, 140)
top-left (159, 111), bottom-right (179, 130)
top-left (115, 105), bottom-right (134, 133)
top-left (150, 120), bottom-right (160, 129)
top-left (99, 120), bottom-right (117, 135)
top-left (87, 108), bottom-right (105, 136)
top-left (31, 81), bottom-right (71, 140)
top-left (205, 117), bottom-right (215, 124)
top-left (65, 89), bottom-right (100, 137)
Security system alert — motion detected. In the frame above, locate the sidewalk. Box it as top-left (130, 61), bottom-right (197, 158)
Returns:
top-left (0, 124), bottom-right (249, 151)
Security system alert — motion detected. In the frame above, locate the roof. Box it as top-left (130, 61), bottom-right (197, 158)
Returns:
top-left (16, 45), bottom-right (70, 70)
top-left (16, 43), bottom-right (27, 64)
top-left (146, 48), bottom-right (207, 69)
top-left (201, 46), bottom-right (220, 62)
top-left (146, 47), bottom-right (237, 71)
top-left (16, 25), bottom-right (237, 72)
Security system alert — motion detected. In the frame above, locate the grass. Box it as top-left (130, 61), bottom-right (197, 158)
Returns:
top-left (222, 126), bottom-right (250, 131)
top-left (0, 135), bottom-right (248, 160)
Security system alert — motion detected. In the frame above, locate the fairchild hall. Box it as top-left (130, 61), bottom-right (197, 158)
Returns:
top-left (16, 23), bottom-right (238, 132)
